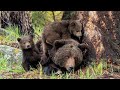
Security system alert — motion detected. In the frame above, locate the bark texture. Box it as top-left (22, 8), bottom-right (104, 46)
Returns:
top-left (62, 11), bottom-right (120, 64)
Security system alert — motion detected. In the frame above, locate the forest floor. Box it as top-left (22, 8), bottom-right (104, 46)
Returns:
top-left (0, 43), bottom-right (120, 79)
top-left (0, 62), bottom-right (120, 79)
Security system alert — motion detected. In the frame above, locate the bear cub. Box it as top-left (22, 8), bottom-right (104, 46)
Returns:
top-left (41, 20), bottom-right (84, 66)
top-left (17, 35), bottom-right (41, 71)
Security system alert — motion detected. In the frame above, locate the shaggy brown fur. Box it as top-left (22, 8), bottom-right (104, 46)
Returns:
top-left (41, 20), bottom-right (83, 66)
top-left (17, 35), bottom-right (41, 71)
top-left (49, 39), bottom-right (89, 73)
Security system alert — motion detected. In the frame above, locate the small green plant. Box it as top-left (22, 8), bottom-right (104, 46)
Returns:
top-left (0, 52), bottom-right (25, 76)
top-left (78, 60), bottom-right (106, 79)
top-left (0, 57), bottom-right (7, 72)
top-left (4, 26), bottom-right (20, 42)
top-left (79, 69), bottom-right (84, 79)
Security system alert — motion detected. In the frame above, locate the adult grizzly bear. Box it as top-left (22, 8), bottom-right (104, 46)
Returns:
top-left (17, 35), bottom-right (41, 71)
top-left (49, 39), bottom-right (89, 73)
top-left (41, 20), bottom-right (84, 66)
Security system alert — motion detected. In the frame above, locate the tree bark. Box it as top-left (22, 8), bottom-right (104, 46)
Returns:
top-left (9, 11), bottom-right (20, 26)
top-left (62, 11), bottom-right (120, 64)
top-left (1, 11), bottom-right (34, 35)
top-left (1, 11), bottom-right (11, 28)
top-left (18, 11), bottom-right (34, 35)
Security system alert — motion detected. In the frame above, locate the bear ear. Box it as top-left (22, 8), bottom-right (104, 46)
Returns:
top-left (78, 43), bottom-right (89, 51)
top-left (70, 21), bottom-right (76, 27)
top-left (30, 34), bottom-right (34, 38)
top-left (17, 38), bottom-right (21, 42)
top-left (53, 40), bottom-right (66, 50)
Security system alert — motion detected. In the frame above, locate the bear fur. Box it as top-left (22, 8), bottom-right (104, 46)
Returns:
top-left (35, 36), bottom-right (58, 75)
top-left (41, 20), bottom-right (84, 66)
top-left (35, 36), bottom-right (42, 52)
top-left (49, 39), bottom-right (89, 73)
top-left (17, 35), bottom-right (41, 71)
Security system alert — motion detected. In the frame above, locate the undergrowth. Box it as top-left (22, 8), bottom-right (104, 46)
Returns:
top-left (0, 52), bottom-right (108, 79)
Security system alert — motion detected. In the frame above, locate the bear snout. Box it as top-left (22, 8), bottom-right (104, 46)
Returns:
top-left (25, 42), bottom-right (31, 49)
top-left (27, 45), bottom-right (31, 48)
top-left (65, 57), bottom-right (75, 72)
top-left (76, 32), bottom-right (82, 37)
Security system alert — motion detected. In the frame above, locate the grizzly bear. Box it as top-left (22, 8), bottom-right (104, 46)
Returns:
top-left (17, 35), bottom-right (41, 71)
top-left (49, 39), bottom-right (89, 73)
top-left (35, 36), bottom-right (42, 52)
top-left (42, 61), bottom-right (61, 75)
top-left (41, 20), bottom-right (84, 66)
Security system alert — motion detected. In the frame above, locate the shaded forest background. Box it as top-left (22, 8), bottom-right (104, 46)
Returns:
top-left (0, 11), bottom-right (63, 46)
top-left (0, 11), bottom-right (63, 35)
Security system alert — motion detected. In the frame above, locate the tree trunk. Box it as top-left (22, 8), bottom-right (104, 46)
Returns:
top-left (62, 11), bottom-right (120, 64)
top-left (1, 11), bottom-right (11, 28)
top-left (1, 11), bottom-right (34, 35)
top-left (18, 11), bottom-right (34, 35)
top-left (9, 11), bottom-right (20, 26)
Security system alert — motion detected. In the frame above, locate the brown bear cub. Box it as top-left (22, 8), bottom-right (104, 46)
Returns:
top-left (17, 35), bottom-right (41, 71)
top-left (49, 39), bottom-right (89, 73)
top-left (41, 20), bottom-right (83, 66)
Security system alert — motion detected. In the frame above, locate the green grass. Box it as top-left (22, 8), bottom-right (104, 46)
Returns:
top-left (40, 60), bottom-right (106, 79)
top-left (0, 53), bottom-right (25, 74)
top-left (4, 26), bottom-right (20, 42)
top-left (0, 51), bottom-right (108, 79)
top-left (33, 25), bottom-right (43, 42)
top-left (0, 25), bottom-right (43, 48)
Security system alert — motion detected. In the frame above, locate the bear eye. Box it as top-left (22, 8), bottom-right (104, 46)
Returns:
top-left (23, 42), bottom-right (26, 44)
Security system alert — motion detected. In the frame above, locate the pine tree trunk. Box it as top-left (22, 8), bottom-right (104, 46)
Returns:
top-left (62, 11), bottom-right (120, 64)
top-left (9, 11), bottom-right (20, 26)
top-left (1, 11), bottom-right (11, 28)
top-left (1, 11), bottom-right (34, 35)
top-left (18, 11), bottom-right (34, 35)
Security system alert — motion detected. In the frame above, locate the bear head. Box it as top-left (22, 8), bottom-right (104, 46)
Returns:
top-left (17, 34), bottom-right (35, 50)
